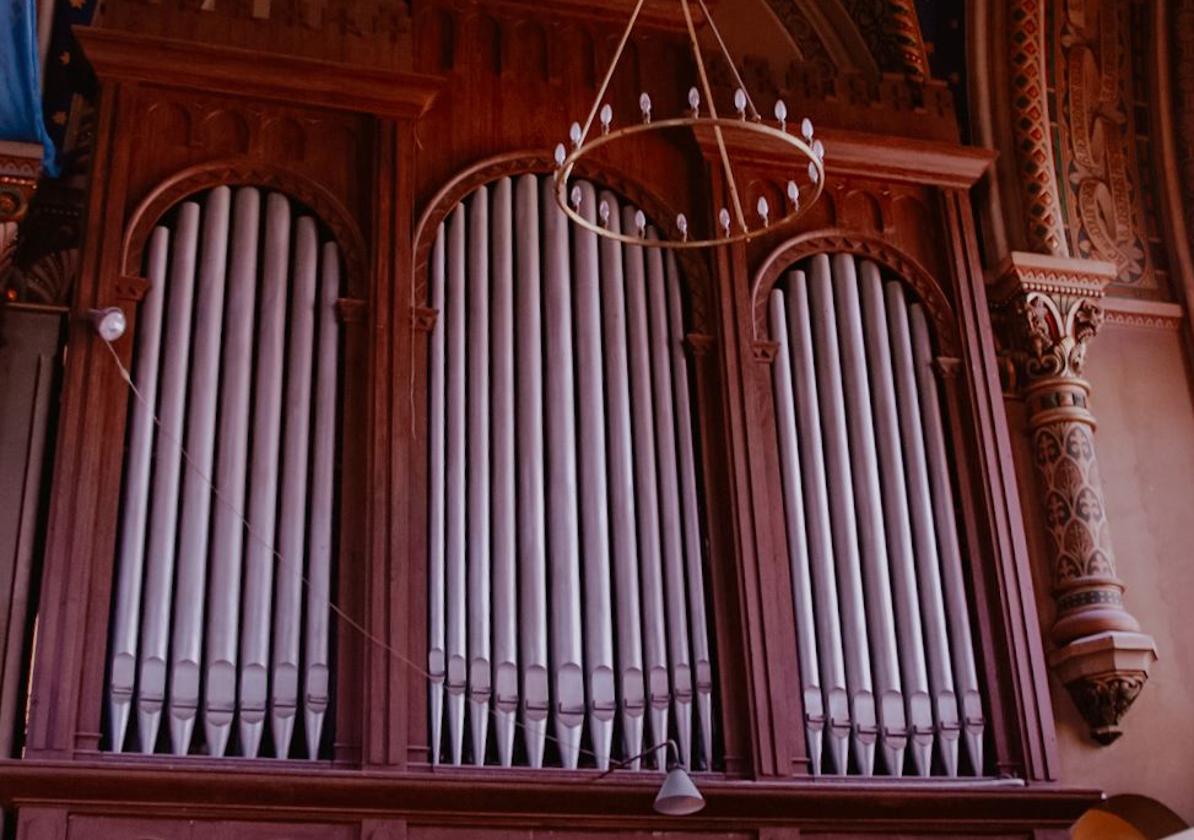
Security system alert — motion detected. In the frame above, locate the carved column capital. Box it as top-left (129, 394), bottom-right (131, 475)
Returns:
top-left (990, 251), bottom-right (1157, 745)
top-left (0, 141), bottom-right (44, 288)
top-left (990, 251), bottom-right (1115, 389)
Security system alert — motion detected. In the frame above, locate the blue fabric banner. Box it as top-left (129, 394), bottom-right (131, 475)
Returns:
top-left (2, 0), bottom-right (58, 174)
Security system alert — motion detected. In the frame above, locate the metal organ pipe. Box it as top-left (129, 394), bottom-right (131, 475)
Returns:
top-left (109, 225), bottom-right (169, 753)
top-left (807, 254), bottom-right (877, 775)
top-left (107, 188), bottom-right (343, 760)
top-left (909, 303), bottom-right (985, 774)
top-left (543, 178), bottom-right (585, 769)
top-left (597, 193), bottom-right (645, 770)
top-left (271, 215), bottom-right (319, 757)
top-left (425, 177), bottom-right (716, 771)
top-left (204, 188), bottom-right (260, 758)
top-left (444, 205), bottom-right (468, 765)
top-left (858, 261), bottom-right (933, 776)
top-left (491, 177), bottom-right (519, 768)
top-left (784, 272), bottom-right (850, 774)
top-left (645, 233), bottom-right (693, 768)
top-left (241, 193), bottom-right (291, 758)
top-left (886, 282), bottom-right (961, 776)
top-left (773, 256), bottom-right (983, 778)
top-left (830, 254), bottom-right (906, 776)
top-left (665, 251), bottom-right (713, 771)
top-left (769, 289), bottom-right (825, 775)
top-left (622, 207), bottom-right (670, 767)
top-left (305, 240), bottom-right (341, 759)
top-left (573, 181), bottom-right (615, 770)
top-left (169, 186), bottom-right (231, 756)
top-left (427, 224), bottom-right (447, 764)
top-left (466, 187), bottom-right (493, 765)
top-left (515, 175), bottom-right (549, 768)
top-left (137, 200), bottom-right (200, 754)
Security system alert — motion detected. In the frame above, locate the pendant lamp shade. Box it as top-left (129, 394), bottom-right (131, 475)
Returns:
top-left (653, 766), bottom-right (705, 816)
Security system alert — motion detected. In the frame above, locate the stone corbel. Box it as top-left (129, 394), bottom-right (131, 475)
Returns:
top-left (991, 251), bottom-right (1158, 745)
top-left (0, 141), bottom-right (44, 286)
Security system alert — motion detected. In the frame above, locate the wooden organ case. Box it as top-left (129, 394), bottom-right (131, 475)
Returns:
top-left (0, 0), bottom-right (1102, 837)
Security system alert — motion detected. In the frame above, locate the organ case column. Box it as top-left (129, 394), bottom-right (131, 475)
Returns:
top-left (992, 252), bottom-right (1157, 745)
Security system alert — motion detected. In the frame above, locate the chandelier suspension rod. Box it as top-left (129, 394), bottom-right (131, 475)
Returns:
top-left (694, 0), bottom-right (761, 121)
top-left (578, 0), bottom-right (648, 145)
top-left (679, 0), bottom-right (748, 235)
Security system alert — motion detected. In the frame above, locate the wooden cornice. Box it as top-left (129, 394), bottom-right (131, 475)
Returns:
top-left (694, 125), bottom-right (995, 189)
top-left (0, 759), bottom-right (1099, 831)
top-left (465, 0), bottom-right (708, 32)
top-left (73, 27), bottom-right (444, 120)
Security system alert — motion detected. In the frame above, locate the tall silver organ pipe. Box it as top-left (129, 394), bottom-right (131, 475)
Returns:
top-left (106, 188), bottom-right (343, 759)
top-left (428, 176), bottom-right (716, 770)
top-left (770, 254), bottom-right (986, 777)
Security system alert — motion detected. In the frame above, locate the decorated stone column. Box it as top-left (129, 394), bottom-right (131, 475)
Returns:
top-left (992, 252), bottom-right (1157, 745)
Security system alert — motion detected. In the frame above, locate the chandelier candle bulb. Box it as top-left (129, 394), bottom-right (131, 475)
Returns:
top-left (634, 209), bottom-right (647, 237)
top-left (719, 208), bottom-right (731, 236)
top-left (599, 201), bottom-right (611, 227)
top-left (801, 117), bottom-right (814, 141)
top-left (639, 92), bottom-right (652, 123)
top-left (757, 196), bottom-right (769, 225)
top-left (676, 213), bottom-right (688, 241)
top-left (787, 180), bottom-right (800, 206)
top-left (553, 143), bottom-right (566, 167)
top-left (688, 87), bottom-right (700, 117)
top-left (734, 88), bottom-right (747, 118)
top-left (600, 104), bottom-right (613, 134)
top-left (813, 139), bottom-right (825, 160)
top-left (775, 99), bottom-right (788, 130)
top-left (809, 161), bottom-right (820, 184)
top-left (569, 122), bottom-right (582, 148)
top-left (571, 186), bottom-right (583, 211)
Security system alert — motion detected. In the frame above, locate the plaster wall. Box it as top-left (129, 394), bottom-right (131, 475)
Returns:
top-left (1007, 318), bottom-right (1194, 825)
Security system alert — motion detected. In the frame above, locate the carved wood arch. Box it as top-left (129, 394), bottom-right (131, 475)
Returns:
top-left (412, 150), bottom-right (715, 335)
top-left (120, 159), bottom-right (369, 298)
top-left (751, 228), bottom-right (960, 355)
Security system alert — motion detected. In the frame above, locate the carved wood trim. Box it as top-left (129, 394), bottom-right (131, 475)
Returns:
top-left (75, 27), bottom-right (443, 119)
top-left (119, 159), bottom-right (368, 298)
top-left (750, 228), bottom-right (959, 354)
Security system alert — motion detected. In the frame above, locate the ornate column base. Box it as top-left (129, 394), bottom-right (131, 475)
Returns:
top-left (1049, 631), bottom-right (1158, 744)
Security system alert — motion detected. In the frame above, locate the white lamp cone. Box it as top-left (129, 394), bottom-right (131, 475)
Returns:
top-left (654, 767), bottom-right (705, 816)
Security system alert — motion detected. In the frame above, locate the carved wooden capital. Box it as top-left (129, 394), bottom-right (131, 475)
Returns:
top-left (990, 252), bottom-right (1115, 387)
top-left (337, 297), bottom-right (368, 324)
top-left (685, 333), bottom-right (715, 357)
top-left (752, 339), bottom-right (779, 364)
top-left (0, 141), bottom-right (43, 224)
top-left (410, 306), bottom-right (437, 333)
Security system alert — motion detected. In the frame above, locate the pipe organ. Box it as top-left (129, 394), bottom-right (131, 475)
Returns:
top-left (427, 174), bottom-right (716, 771)
top-left (769, 253), bottom-right (985, 778)
top-left (106, 187), bottom-right (343, 759)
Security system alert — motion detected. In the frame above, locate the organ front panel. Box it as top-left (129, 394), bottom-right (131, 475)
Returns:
top-left (0, 1), bottom-right (1095, 835)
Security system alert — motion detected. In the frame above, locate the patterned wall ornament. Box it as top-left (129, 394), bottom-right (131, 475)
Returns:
top-left (841, 0), bottom-right (929, 77)
top-left (1171, 0), bottom-right (1194, 250)
top-left (1053, 0), bottom-right (1156, 291)
top-left (1008, 0), bottom-right (1071, 256)
top-left (992, 251), bottom-right (1157, 745)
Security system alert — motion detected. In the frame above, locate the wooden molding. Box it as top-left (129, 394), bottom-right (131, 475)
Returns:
top-left (694, 125), bottom-right (995, 189)
top-left (1102, 297), bottom-right (1186, 330)
top-left (74, 28), bottom-right (443, 119)
top-left (0, 759), bottom-right (1101, 830)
